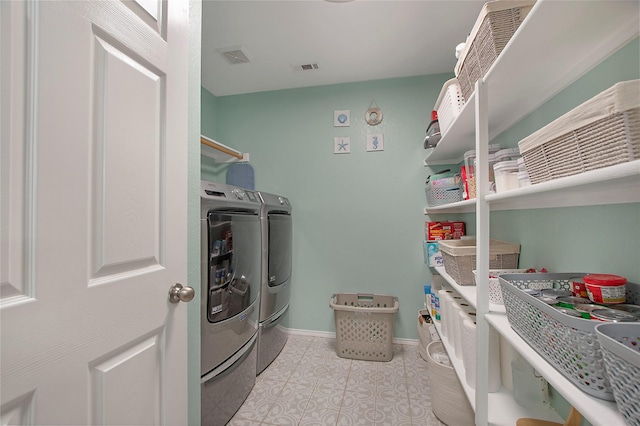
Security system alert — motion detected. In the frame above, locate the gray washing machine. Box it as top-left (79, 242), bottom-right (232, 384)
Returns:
top-left (256, 192), bottom-right (292, 374)
top-left (200, 181), bottom-right (261, 425)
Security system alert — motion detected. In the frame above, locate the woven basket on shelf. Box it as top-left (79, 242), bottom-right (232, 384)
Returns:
top-left (427, 342), bottom-right (475, 426)
top-left (438, 239), bottom-right (521, 285)
top-left (519, 80), bottom-right (640, 184)
top-left (455, 0), bottom-right (535, 100)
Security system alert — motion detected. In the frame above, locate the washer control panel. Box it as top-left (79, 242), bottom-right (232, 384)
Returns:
top-left (202, 181), bottom-right (260, 204)
top-left (277, 196), bottom-right (290, 206)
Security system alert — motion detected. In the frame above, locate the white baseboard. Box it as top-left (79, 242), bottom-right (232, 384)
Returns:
top-left (282, 326), bottom-right (418, 346)
top-left (284, 327), bottom-right (335, 339)
top-left (394, 337), bottom-right (419, 346)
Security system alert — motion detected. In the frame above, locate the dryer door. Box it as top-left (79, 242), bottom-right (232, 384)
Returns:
top-left (268, 213), bottom-right (292, 288)
top-left (260, 213), bottom-right (292, 321)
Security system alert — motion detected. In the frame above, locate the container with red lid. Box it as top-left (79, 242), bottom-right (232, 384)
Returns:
top-left (583, 274), bottom-right (627, 304)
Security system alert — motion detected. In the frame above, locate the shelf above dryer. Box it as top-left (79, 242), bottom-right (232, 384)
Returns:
top-left (201, 135), bottom-right (249, 163)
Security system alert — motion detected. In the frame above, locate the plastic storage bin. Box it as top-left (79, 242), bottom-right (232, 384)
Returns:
top-left (438, 239), bottom-right (521, 285)
top-left (519, 80), bottom-right (640, 184)
top-left (498, 273), bottom-right (640, 401)
top-left (472, 269), bottom-right (528, 305)
top-left (595, 323), bottom-right (640, 426)
top-left (438, 289), bottom-right (457, 339)
top-left (425, 170), bottom-right (463, 207)
top-left (427, 341), bottom-right (475, 426)
top-left (493, 147), bottom-right (521, 163)
top-left (455, 0), bottom-right (536, 100)
top-left (493, 160), bottom-right (520, 193)
top-left (434, 78), bottom-right (465, 135)
top-left (461, 313), bottom-right (502, 391)
top-left (330, 293), bottom-right (399, 361)
top-left (517, 157), bottom-right (532, 187)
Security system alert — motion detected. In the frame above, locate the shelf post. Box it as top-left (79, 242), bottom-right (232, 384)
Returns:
top-left (475, 78), bottom-right (490, 426)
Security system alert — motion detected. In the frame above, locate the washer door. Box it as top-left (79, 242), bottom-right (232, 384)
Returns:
top-left (205, 211), bottom-right (260, 323)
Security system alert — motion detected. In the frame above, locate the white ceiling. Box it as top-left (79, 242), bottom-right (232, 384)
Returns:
top-left (201, 0), bottom-right (487, 97)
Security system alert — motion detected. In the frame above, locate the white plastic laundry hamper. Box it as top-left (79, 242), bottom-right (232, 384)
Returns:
top-left (330, 293), bottom-right (399, 361)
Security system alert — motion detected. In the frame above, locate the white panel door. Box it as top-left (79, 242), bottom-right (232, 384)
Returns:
top-left (0, 1), bottom-right (190, 425)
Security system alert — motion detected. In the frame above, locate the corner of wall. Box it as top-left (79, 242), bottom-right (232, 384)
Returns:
top-left (188, 1), bottom-right (203, 425)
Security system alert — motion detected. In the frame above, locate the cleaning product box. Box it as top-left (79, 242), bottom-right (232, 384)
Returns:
top-left (425, 241), bottom-right (444, 267)
top-left (425, 221), bottom-right (466, 241)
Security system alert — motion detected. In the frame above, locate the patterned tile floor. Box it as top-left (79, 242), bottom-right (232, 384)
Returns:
top-left (228, 334), bottom-right (445, 426)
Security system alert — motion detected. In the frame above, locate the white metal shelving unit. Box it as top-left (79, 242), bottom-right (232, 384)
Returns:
top-left (433, 321), bottom-right (562, 426)
top-left (423, 1), bottom-right (640, 425)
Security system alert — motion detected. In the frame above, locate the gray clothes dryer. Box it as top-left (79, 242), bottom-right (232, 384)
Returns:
top-left (200, 181), bottom-right (261, 425)
top-left (256, 191), bottom-right (292, 374)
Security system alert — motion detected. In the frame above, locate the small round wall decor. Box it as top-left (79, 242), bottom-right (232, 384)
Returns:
top-left (365, 100), bottom-right (383, 126)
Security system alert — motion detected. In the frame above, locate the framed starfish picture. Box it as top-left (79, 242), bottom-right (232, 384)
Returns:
top-left (334, 136), bottom-right (351, 154)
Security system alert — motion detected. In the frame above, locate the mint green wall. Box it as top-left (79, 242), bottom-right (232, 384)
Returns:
top-left (492, 37), bottom-right (640, 150)
top-left (200, 88), bottom-right (224, 182)
top-left (201, 87), bottom-right (218, 139)
top-left (213, 75), bottom-right (451, 339)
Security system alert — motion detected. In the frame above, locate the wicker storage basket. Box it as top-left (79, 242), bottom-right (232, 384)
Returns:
top-left (595, 323), bottom-right (640, 426)
top-left (427, 341), bottom-right (475, 426)
top-left (519, 80), bottom-right (640, 184)
top-left (499, 273), bottom-right (640, 401)
top-left (438, 239), bottom-right (520, 285)
top-left (455, 0), bottom-right (535, 100)
top-left (434, 78), bottom-right (465, 135)
top-left (330, 293), bottom-right (399, 361)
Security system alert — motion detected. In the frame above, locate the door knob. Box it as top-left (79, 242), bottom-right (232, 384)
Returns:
top-left (169, 283), bottom-right (195, 303)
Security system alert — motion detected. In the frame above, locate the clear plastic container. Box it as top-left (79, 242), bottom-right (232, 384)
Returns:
top-left (517, 156), bottom-right (527, 173)
top-left (494, 147), bottom-right (520, 163)
top-left (518, 171), bottom-right (531, 188)
top-left (463, 145), bottom-right (501, 199)
top-left (493, 160), bottom-right (520, 193)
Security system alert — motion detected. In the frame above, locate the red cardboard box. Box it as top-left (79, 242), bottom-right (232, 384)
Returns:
top-left (425, 221), bottom-right (465, 241)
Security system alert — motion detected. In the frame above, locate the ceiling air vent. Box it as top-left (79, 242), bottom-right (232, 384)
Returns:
top-left (217, 46), bottom-right (251, 65)
top-left (293, 63), bottom-right (320, 72)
